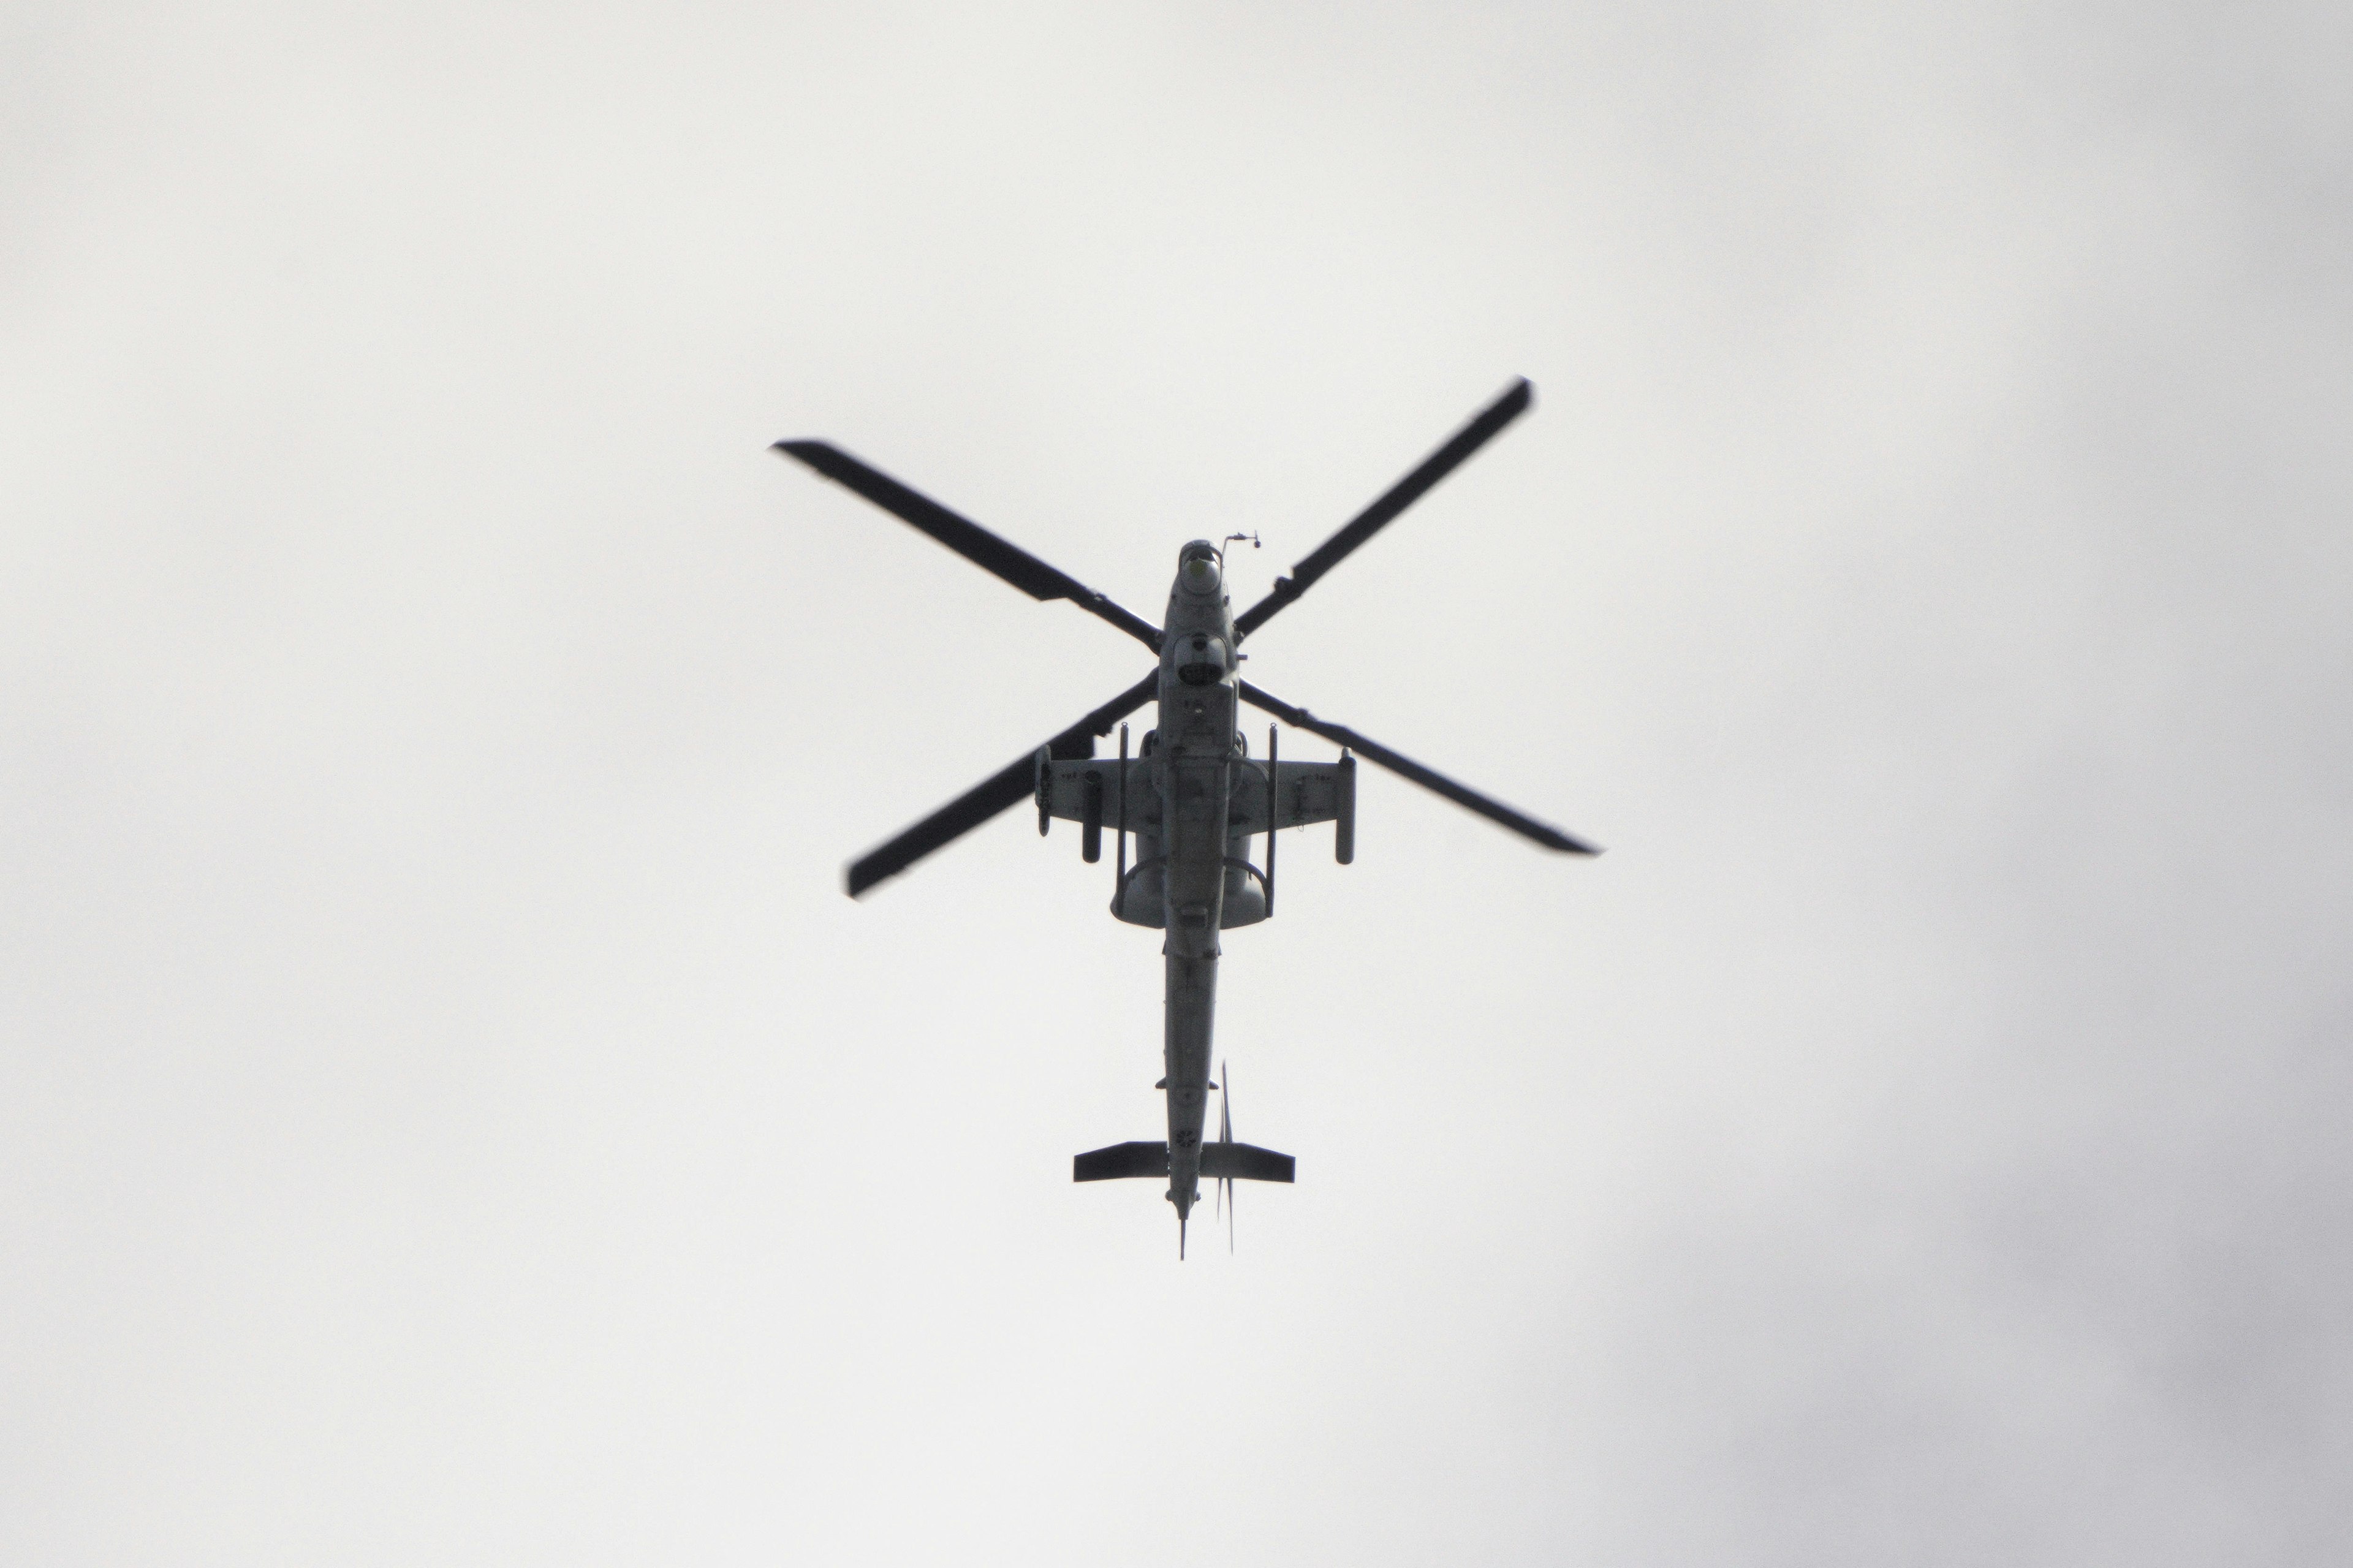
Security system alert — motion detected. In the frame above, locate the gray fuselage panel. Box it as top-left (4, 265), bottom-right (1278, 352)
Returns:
top-left (1153, 543), bottom-right (1243, 1222)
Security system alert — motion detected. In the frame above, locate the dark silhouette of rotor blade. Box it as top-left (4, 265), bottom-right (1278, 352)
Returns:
top-left (775, 440), bottom-right (1163, 653)
top-left (846, 673), bottom-right (1159, 898)
top-left (1220, 1060), bottom-right (1234, 1252)
top-left (1233, 378), bottom-right (1534, 640)
top-left (1239, 681), bottom-right (1600, 855)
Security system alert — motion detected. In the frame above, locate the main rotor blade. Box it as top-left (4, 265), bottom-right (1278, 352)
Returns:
top-left (845, 673), bottom-right (1159, 898)
top-left (775, 440), bottom-right (1163, 653)
top-left (1239, 681), bottom-right (1601, 855)
top-left (1233, 378), bottom-right (1534, 640)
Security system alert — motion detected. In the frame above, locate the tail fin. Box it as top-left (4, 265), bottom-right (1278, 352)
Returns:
top-left (1198, 1142), bottom-right (1295, 1183)
top-left (1074, 1142), bottom-right (1167, 1182)
top-left (1072, 1141), bottom-right (1294, 1183)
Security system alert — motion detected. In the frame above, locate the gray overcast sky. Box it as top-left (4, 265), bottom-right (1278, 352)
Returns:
top-left (5, 3), bottom-right (2349, 1562)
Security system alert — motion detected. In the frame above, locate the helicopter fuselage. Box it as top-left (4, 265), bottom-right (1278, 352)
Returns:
top-left (1045, 541), bottom-right (1340, 1246)
top-left (784, 376), bottom-right (1594, 1254)
top-left (1151, 540), bottom-right (1246, 1230)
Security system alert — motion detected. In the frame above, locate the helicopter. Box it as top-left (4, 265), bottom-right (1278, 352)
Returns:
top-left (775, 377), bottom-right (1598, 1256)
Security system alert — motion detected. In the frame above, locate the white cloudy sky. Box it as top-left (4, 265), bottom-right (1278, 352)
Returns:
top-left (5, 3), bottom-right (2349, 1562)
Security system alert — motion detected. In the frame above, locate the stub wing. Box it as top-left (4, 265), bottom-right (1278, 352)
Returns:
top-left (1229, 760), bottom-right (1348, 833)
top-left (1041, 757), bottom-right (1347, 835)
top-left (1039, 757), bottom-right (1159, 836)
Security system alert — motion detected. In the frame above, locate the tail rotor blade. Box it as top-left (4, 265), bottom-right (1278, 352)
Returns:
top-left (1221, 1060), bottom-right (1235, 1252)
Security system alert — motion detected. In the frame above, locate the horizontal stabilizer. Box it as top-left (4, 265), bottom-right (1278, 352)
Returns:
top-left (1074, 1142), bottom-right (1168, 1182)
top-left (1199, 1142), bottom-right (1295, 1183)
